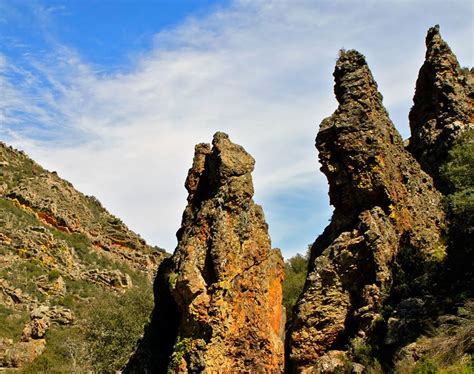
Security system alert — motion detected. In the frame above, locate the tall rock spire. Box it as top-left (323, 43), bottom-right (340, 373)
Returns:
top-left (126, 132), bottom-right (284, 373)
top-left (409, 25), bottom-right (474, 191)
top-left (286, 50), bottom-right (445, 372)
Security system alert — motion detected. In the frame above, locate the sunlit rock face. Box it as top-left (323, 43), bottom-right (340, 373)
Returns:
top-left (409, 25), bottom-right (474, 192)
top-left (286, 50), bottom-right (446, 372)
top-left (126, 132), bottom-right (284, 373)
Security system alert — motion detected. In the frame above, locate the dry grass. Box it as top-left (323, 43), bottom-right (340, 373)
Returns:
top-left (395, 300), bottom-right (473, 373)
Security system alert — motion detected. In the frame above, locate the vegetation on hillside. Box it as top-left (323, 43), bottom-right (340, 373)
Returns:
top-left (391, 130), bottom-right (474, 374)
top-left (0, 190), bottom-right (154, 371)
top-left (23, 281), bottom-right (153, 373)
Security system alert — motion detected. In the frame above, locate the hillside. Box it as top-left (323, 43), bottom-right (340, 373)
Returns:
top-left (0, 142), bottom-right (167, 370)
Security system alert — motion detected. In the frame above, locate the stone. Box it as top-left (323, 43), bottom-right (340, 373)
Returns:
top-left (21, 317), bottom-right (50, 341)
top-left (84, 269), bottom-right (133, 289)
top-left (2, 339), bottom-right (46, 368)
top-left (36, 275), bottom-right (67, 297)
top-left (286, 50), bottom-right (446, 372)
top-left (126, 132), bottom-right (284, 373)
top-left (408, 25), bottom-right (474, 191)
top-left (30, 305), bottom-right (74, 325)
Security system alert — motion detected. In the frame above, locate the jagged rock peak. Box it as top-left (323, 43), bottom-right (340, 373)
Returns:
top-left (126, 132), bottom-right (284, 373)
top-left (286, 50), bottom-right (446, 372)
top-left (409, 25), bottom-right (474, 191)
top-left (330, 50), bottom-right (384, 114)
top-left (317, 49), bottom-right (406, 225)
top-left (184, 132), bottom-right (255, 201)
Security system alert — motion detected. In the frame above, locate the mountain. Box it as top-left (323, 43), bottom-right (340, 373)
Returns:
top-left (0, 142), bottom-right (167, 370)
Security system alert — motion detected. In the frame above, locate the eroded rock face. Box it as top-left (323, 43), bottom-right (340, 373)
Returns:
top-left (127, 132), bottom-right (284, 373)
top-left (409, 25), bottom-right (474, 191)
top-left (286, 50), bottom-right (446, 372)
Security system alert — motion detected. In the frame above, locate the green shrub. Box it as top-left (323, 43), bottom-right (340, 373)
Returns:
top-left (283, 251), bottom-right (309, 320)
top-left (168, 337), bottom-right (193, 371)
top-left (82, 283), bottom-right (154, 372)
top-left (439, 130), bottom-right (474, 286)
top-left (22, 326), bottom-right (91, 373)
top-left (440, 130), bottom-right (474, 236)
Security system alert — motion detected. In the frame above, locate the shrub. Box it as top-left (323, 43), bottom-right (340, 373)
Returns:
top-left (82, 283), bottom-right (154, 372)
top-left (439, 130), bottom-right (474, 286)
top-left (283, 251), bottom-right (309, 320)
top-left (440, 129), bottom-right (474, 236)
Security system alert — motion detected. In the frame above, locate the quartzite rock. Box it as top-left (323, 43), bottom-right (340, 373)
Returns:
top-left (409, 25), bottom-right (474, 191)
top-left (126, 132), bottom-right (284, 373)
top-left (286, 50), bottom-right (446, 371)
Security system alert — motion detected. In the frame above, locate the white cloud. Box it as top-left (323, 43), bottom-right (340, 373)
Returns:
top-left (1, 0), bottom-right (473, 257)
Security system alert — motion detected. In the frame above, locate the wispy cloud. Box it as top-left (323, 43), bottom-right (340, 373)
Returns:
top-left (1, 0), bottom-right (472, 257)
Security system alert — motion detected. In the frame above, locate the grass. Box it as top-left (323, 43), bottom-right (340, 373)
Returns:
top-left (0, 197), bottom-right (40, 227)
top-left (0, 259), bottom-right (48, 302)
top-left (0, 304), bottom-right (29, 340)
top-left (395, 301), bottom-right (474, 374)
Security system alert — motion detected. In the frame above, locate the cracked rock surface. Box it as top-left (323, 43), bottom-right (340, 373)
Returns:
top-left (126, 132), bottom-right (284, 373)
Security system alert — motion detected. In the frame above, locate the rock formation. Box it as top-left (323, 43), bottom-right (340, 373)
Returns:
top-left (126, 132), bottom-right (284, 373)
top-left (286, 50), bottom-right (446, 372)
top-left (409, 25), bottom-right (474, 191)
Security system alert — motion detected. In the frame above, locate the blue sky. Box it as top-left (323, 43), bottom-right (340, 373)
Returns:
top-left (1, 0), bottom-right (473, 258)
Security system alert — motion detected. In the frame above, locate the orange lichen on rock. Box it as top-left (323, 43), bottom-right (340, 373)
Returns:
top-left (126, 133), bottom-right (284, 373)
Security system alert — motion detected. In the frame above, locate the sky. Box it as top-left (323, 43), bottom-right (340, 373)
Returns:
top-left (0, 0), bottom-right (473, 258)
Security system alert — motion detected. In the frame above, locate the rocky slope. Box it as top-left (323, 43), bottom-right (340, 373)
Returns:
top-left (126, 132), bottom-right (284, 373)
top-left (409, 25), bottom-right (474, 192)
top-left (286, 49), bottom-right (447, 371)
top-left (0, 142), bottom-right (166, 369)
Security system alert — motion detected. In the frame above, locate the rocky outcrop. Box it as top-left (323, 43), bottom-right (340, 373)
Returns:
top-left (0, 303), bottom-right (74, 368)
top-left (286, 50), bottom-right (446, 372)
top-left (126, 132), bottom-right (284, 373)
top-left (409, 25), bottom-right (474, 191)
top-left (0, 338), bottom-right (46, 368)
